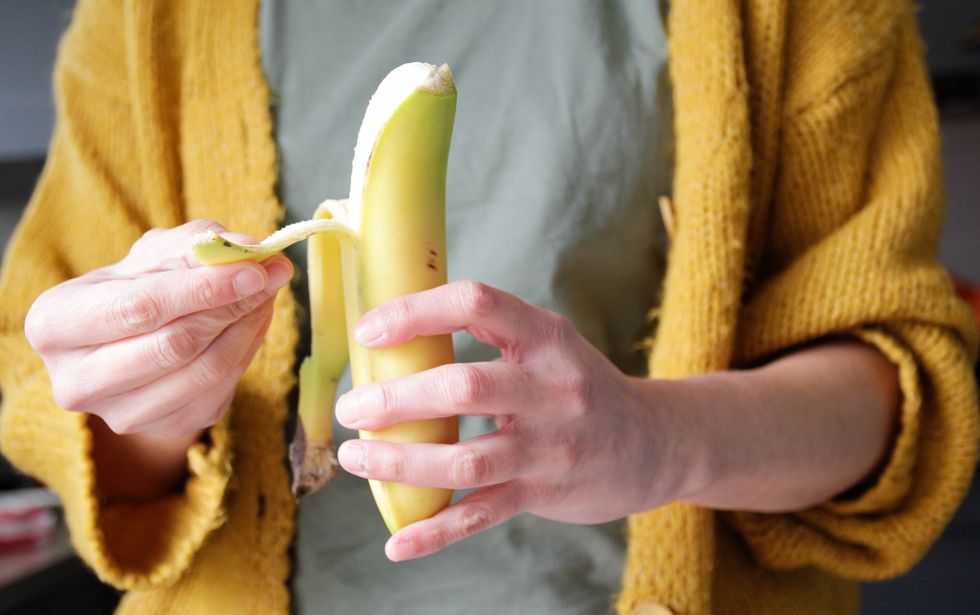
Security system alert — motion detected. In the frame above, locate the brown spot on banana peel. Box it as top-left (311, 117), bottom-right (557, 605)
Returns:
top-left (426, 246), bottom-right (439, 271)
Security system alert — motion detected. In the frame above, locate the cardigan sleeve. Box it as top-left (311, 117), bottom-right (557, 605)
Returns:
top-left (0, 0), bottom-right (233, 589)
top-left (724, 5), bottom-right (979, 580)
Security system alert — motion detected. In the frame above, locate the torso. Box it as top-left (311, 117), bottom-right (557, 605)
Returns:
top-left (259, 2), bottom-right (671, 612)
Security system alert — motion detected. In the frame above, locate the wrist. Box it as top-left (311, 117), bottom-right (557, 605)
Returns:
top-left (642, 340), bottom-right (902, 513)
top-left (88, 415), bottom-right (202, 504)
top-left (632, 368), bottom-right (773, 512)
top-left (628, 374), bottom-right (726, 510)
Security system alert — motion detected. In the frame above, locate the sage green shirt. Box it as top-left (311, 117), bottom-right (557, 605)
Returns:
top-left (260, 2), bottom-right (671, 613)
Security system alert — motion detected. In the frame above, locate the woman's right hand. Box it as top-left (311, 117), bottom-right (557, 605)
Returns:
top-left (25, 219), bottom-right (293, 438)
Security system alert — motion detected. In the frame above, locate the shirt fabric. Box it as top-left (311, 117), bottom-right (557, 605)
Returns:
top-left (259, 1), bottom-right (672, 613)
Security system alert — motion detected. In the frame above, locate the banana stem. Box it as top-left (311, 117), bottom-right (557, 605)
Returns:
top-left (289, 358), bottom-right (339, 497)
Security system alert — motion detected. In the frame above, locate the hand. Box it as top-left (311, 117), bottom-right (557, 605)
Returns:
top-left (335, 281), bottom-right (678, 561)
top-left (25, 219), bottom-right (293, 438)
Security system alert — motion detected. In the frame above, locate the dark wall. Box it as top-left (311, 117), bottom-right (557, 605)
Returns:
top-left (0, 0), bottom-right (75, 160)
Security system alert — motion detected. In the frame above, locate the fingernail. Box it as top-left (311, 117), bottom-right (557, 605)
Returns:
top-left (266, 261), bottom-right (293, 290)
top-left (387, 536), bottom-right (415, 561)
top-left (335, 390), bottom-right (362, 427)
top-left (234, 268), bottom-right (266, 297)
top-left (354, 312), bottom-right (384, 344)
top-left (338, 442), bottom-right (367, 474)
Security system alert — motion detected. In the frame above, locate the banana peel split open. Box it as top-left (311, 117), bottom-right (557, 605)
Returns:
top-left (192, 63), bottom-right (459, 533)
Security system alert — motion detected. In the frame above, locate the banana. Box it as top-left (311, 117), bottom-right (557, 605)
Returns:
top-left (192, 63), bottom-right (459, 533)
top-left (346, 63), bottom-right (458, 534)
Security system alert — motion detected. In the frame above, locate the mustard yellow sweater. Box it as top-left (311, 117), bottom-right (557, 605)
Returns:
top-left (1, 0), bottom-right (977, 613)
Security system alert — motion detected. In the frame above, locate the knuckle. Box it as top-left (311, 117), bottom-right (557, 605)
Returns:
top-left (191, 353), bottom-right (234, 388)
top-left (139, 228), bottom-right (164, 242)
top-left (546, 311), bottom-right (576, 341)
top-left (554, 435), bottom-right (582, 472)
top-left (449, 365), bottom-right (492, 408)
top-left (429, 524), bottom-right (454, 553)
top-left (457, 280), bottom-right (496, 318)
top-left (151, 326), bottom-right (202, 370)
top-left (129, 228), bottom-right (166, 254)
top-left (458, 504), bottom-right (495, 537)
top-left (208, 394), bottom-right (233, 425)
top-left (129, 228), bottom-right (166, 258)
top-left (558, 372), bottom-right (592, 411)
top-left (525, 485), bottom-right (561, 513)
top-left (172, 397), bottom-right (226, 435)
top-left (220, 297), bottom-right (255, 322)
top-left (452, 448), bottom-right (493, 486)
top-left (181, 219), bottom-right (225, 236)
top-left (386, 296), bottom-right (413, 327)
top-left (374, 382), bottom-right (394, 416)
top-left (109, 288), bottom-right (163, 333)
top-left (24, 303), bottom-right (53, 351)
top-left (51, 380), bottom-right (90, 411)
top-left (377, 449), bottom-right (405, 482)
top-left (204, 403), bottom-right (229, 428)
top-left (192, 274), bottom-right (220, 307)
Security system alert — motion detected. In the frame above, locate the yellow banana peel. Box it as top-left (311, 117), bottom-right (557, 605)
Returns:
top-left (193, 63), bottom-right (459, 532)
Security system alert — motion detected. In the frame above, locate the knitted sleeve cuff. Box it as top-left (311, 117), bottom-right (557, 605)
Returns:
top-left (90, 417), bottom-right (233, 589)
top-left (820, 328), bottom-right (920, 514)
top-left (725, 324), bottom-right (979, 580)
top-left (0, 339), bottom-right (233, 590)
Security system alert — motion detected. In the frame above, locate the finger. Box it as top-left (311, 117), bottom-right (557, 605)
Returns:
top-left (385, 483), bottom-right (525, 561)
top-left (138, 308), bottom-right (271, 437)
top-left (35, 256), bottom-right (290, 348)
top-left (92, 298), bottom-right (273, 433)
top-left (147, 231), bottom-right (260, 272)
top-left (337, 434), bottom-right (522, 489)
top-left (64, 262), bottom-right (290, 400)
top-left (122, 220), bottom-right (262, 270)
top-left (137, 383), bottom-right (235, 438)
top-left (352, 280), bottom-right (553, 352)
top-left (85, 298), bottom-right (274, 434)
top-left (335, 361), bottom-right (535, 430)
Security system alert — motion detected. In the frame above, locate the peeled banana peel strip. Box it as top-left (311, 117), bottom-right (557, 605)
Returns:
top-left (191, 214), bottom-right (353, 265)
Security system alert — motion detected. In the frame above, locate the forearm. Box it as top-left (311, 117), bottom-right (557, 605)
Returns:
top-left (638, 339), bottom-right (901, 512)
top-left (88, 415), bottom-right (201, 504)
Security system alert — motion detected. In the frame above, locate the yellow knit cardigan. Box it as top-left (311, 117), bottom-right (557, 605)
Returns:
top-left (0, 0), bottom-right (976, 613)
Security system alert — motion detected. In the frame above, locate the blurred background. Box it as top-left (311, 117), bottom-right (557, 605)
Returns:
top-left (1, 1), bottom-right (978, 613)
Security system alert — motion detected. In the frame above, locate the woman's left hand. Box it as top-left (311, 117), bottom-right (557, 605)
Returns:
top-left (335, 280), bottom-right (681, 561)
